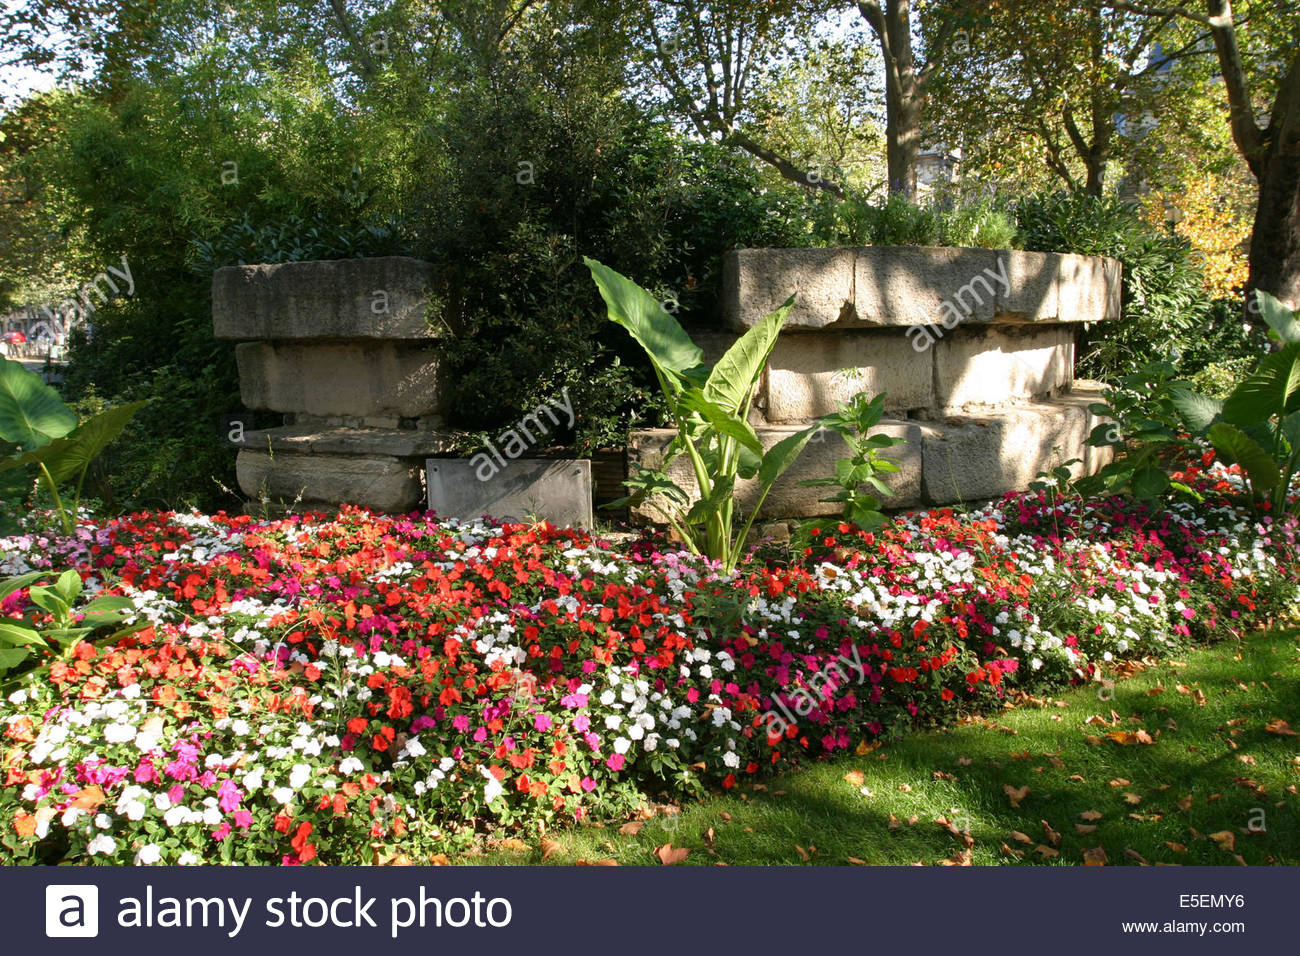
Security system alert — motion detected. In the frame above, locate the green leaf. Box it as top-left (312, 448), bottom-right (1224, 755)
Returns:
top-left (79, 594), bottom-right (134, 626)
top-left (1130, 466), bottom-right (1170, 499)
top-left (703, 297), bottom-right (792, 414)
top-left (0, 647), bottom-right (29, 672)
top-left (0, 571), bottom-right (47, 602)
top-left (1255, 290), bottom-right (1300, 344)
top-left (1208, 422), bottom-right (1280, 494)
top-left (1167, 387), bottom-right (1223, 434)
top-left (0, 621), bottom-right (45, 648)
top-left (584, 258), bottom-right (707, 385)
top-left (685, 475), bottom-right (735, 525)
top-left (758, 425), bottom-right (821, 486)
top-left (0, 357), bottom-right (76, 448)
top-left (1223, 344), bottom-right (1300, 426)
top-left (677, 390), bottom-right (763, 456)
top-left (0, 401), bottom-right (148, 486)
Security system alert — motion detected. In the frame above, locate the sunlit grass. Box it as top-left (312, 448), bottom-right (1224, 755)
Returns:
top-left (465, 628), bottom-right (1300, 866)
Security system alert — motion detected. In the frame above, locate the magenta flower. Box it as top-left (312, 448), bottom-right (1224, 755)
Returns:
top-left (216, 778), bottom-right (243, 813)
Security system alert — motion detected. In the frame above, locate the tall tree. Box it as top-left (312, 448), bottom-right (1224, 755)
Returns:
top-left (1107, 0), bottom-right (1300, 308)
top-left (854, 0), bottom-right (963, 195)
top-left (633, 0), bottom-right (856, 195)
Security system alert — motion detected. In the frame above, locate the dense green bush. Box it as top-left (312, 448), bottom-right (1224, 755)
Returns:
top-left (1013, 192), bottom-right (1216, 381)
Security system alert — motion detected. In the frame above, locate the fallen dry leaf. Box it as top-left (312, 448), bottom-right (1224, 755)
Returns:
top-left (844, 770), bottom-right (866, 786)
top-left (1209, 831), bottom-right (1236, 852)
top-left (937, 849), bottom-right (973, 866)
top-left (1165, 842), bottom-right (1187, 854)
top-left (933, 770), bottom-right (956, 781)
top-left (1265, 718), bottom-right (1298, 736)
top-left (655, 843), bottom-right (690, 865)
top-left (70, 786), bottom-right (106, 811)
top-left (429, 853), bottom-right (451, 866)
top-left (1109, 778), bottom-right (1131, 788)
top-left (617, 821), bottom-right (644, 836)
top-left (540, 838), bottom-right (563, 860)
top-left (794, 844), bottom-right (811, 862)
top-left (887, 814), bottom-right (902, 830)
top-left (719, 812), bottom-right (732, 822)
top-left (1107, 729), bottom-right (1156, 746)
top-left (1122, 792), bottom-right (1143, 805)
top-left (1177, 794), bottom-right (1193, 812)
top-left (1075, 824), bottom-right (1098, 835)
top-left (1193, 689), bottom-right (1207, 707)
top-left (897, 784), bottom-right (913, 793)
top-left (1010, 830), bottom-right (1034, 845)
top-left (1080, 810), bottom-right (1103, 821)
top-left (1001, 843), bottom-right (1024, 859)
top-left (1237, 754), bottom-right (1257, 765)
top-left (1068, 774), bottom-right (1086, 782)
top-left (847, 856), bottom-right (868, 865)
top-left (1004, 784), bottom-right (1031, 808)
top-left (1083, 846), bottom-right (1108, 866)
top-left (1041, 820), bottom-right (1061, 847)
top-left (957, 756), bottom-right (973, 766)
top-left (496, 838), bottom-right (529, 852)
top-left (575, 858), bottom-right (620, 866)
top-left (1124, 848), bottom-right (1150, 866)
top-left (856, 739), bottom-right (883, 755)
top-left (1034, 844), bottom-right (1060, 859)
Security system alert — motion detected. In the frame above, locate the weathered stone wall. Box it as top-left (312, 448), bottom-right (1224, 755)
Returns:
top-left (214, 246), bottom-right (1121, 521)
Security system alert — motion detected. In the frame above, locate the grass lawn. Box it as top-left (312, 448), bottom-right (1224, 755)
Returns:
top-left (466, 627), bottom-right (1300, 866)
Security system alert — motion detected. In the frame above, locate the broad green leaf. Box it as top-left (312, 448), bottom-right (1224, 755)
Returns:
top-left (1255, 290), bottom-right (1300, 344)
top-left (1, 401), bottom-right (148, 486)
top-left (1208, 422), bottom-right (1280, 494)
top-left (1167, 387), bottom-right (1223, 434)
top-left (26, 587), bottom-right (68, 616)
top-left (1223, 344), bottom-right (1300, 425)
top-left (0, 357), bottom-right (76, 448)
top-left (0, 621), bottom-right (45, 647)
top-left (758, 425), bottom-right (821, 486)
top-left (0, 647), bottom-right (29, 672)
top-left (80, 594), bottom-right (134, 625)
top-left (584, 258), bottom-right (707, 385)
top-left (0, 571), bottom-right (47, 602)
top-left (54, 569), bottom-right (82, 604)
top-left (677, 390), bottom-right (763, 456)
top-left (1130, 466), bottom-right (1170, 499)
top-left (685, 475), bottom-right (735, 525)
top-left (703, 297), bottom-right (793, 414)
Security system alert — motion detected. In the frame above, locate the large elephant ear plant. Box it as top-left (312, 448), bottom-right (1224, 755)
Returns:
top-left (584, 257), bottom-right (825, 571)
top-left (1164, 291), bottom-right (1300, 516)
top-left (0, 357), bottom-right (146, 534)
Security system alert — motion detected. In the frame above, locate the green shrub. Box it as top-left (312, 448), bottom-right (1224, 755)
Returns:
top-left (1014, 192), bottom-right (1213, 381)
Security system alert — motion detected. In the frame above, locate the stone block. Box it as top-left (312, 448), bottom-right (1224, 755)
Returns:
top-left (628, 421), bottom-right (923, 523)
top-left (426, 458), bottom-right (593, 528)
top-left (722, 248), bottom-right (855, 331)
top-left (213, 257), bottom-right (439, 340)
top-left (996, 250), bottom-right (1060, 321)
top-left (854, 246), bottom-right (1000, 327)
top-left (1057, 253), bottom-right (1121, 324)
top-left (934, 325), bottom-right (1073, 409)
top-left (236, 424), bottom-right (461, 459)
top-left (235, 342), bottom-right (444, 418)
top-left (920, 401), bottom-right (1089, 504)
top-left (236, 449), bottom-right (423, 514)
top-left (764, 331), bottom-right (933, 420)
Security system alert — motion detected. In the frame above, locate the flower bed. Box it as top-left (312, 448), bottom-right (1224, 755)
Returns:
top-left (1, 463), bottom-right (1297, 865)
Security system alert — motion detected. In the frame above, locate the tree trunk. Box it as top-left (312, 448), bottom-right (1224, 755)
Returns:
top-left (1247, 135), bottom-right (1300, 311)
top-left (884, 74), bottom-right (921, 196)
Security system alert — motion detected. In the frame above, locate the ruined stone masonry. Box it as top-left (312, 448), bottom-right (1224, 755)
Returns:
top-left (213, 247), bottom-right (1120, 520)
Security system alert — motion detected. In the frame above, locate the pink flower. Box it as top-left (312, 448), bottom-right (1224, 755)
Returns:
top-left (216, 778), bottom-right (243, 813)
top-left (533, 714), bottom-right (552, 732)
top-left (580, 777), bottom-right (596, 792)
top-left (452, 714), bottom-right (470, 732)
top-left (572, 714), bottom-right (590, 732)
top-left (605, 753), bottom-right (625, 771)
top-left (211, 822), bottom-right (231, 841)
top-left (232, 810), bottom-right (252, 828)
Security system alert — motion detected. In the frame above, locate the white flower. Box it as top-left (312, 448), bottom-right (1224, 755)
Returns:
top-left (177, 851), bottom-right (200, 866)
top-left (338, 757), bottom-right (363, 775)
top-left (480, 765), bottom-right (504, 804)
top-left (612, 737), bottom-right (631, 755)
top-left (722, 751), bottom-right (740, 768)
top-left (103, 722), bottom-right (135, 744)
top-left (163, 806), bottom-right (189, 827)
top-left (271, 787), bottom-right (294, 806)
top-left (604, 714), bottom-right (622, 731)
top-left (135, 844), bottom-right (163, 865)
top-left (288, 764), bottom-right (311, 789)
top-left (87, 834), bottom-right (117, 856)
